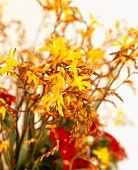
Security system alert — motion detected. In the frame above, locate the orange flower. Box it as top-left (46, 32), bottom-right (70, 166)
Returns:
top-left (0, 98), bottom-right (7, 120)
top-left (0, 48), bottom-right (18, 76)
top-left (24, 138), bottom-right (36, 145)
top-left (0, 140), bottom-right (7, 153)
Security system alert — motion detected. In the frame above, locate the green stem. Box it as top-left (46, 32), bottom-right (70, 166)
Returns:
top-left (1, 130), bottom-right (12, 169)
top-left (3, 150), bottom-right (12, 170)
top-left (93, 62), bottom-right (125, 110)
top-left (29, 120), bottom-right (46, 167)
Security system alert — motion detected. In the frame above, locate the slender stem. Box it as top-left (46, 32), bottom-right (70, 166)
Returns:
top-left (1, 125), bottom-right (12, 170)
top-left (93, 62), bottom-right (125, 110)
top-left (30, 12), bottom-right (46, 49)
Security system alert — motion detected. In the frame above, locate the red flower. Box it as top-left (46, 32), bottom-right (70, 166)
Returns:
top-left (50, 128), bottom-right (70, 148)
top-left (50, 131), bottom-right (57, 147)
top-left (104, 132), bottom-right (127, 161)
top-left (63, 162), bottom-right (69, 170)
top-left (62, 157), bottom-right (91, 170)
top-left (50, 128), bottom-right (76, 161)
top-left (60, 145), bottom-right (76, 161)
top-left (72, 158), bottom-right (91, 169)
top-left (0, 92), bottom-right (15, 106)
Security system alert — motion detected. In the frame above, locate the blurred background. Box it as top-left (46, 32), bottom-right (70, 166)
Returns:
top-left (1, 0), bottom-right (138, 169)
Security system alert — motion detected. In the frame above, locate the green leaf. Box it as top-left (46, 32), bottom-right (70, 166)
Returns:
top-left (15, 130), bottom-right (29, 170)
top-left (3, 113), bottom-right (16, 160)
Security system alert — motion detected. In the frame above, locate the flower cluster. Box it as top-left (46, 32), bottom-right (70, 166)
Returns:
top-left (50, 128), bottom-right (76, 161)
top-left (0, 0), bottom-right (137, 170)
top-left (50, 128), bottom-right (91, 170)
top-left (104, 132), bottom-right (127, 161)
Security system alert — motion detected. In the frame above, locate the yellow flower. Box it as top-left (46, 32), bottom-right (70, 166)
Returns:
top-left (114, 108), bottom-right (128, 126)
top-left (24, 138), bottom-right (36, 145)
top-left (39, 36), bottom-right (83, 67)
top-left (6, 48), bottom-right (18, 66)
top-left (62, 8), bottom-right (74, 22)
top-left (0, 1), bottom-right (7, 18)
top-left (40, 36), bottom-right (67, 67)
top-left (69, 59), bottom-right (78, 78)
top-left (40, 86), bottom-right (65, 116)
top-left (64, 49), bottom-right (83, 62)
top-left (25, 71), bottom-right (40, 90)
top-left (69, 59), bottom-right (91, 90)
top-left (56, 93), bottom-right (64, 116)
top-left (90, 13), bottom-right (103, 26)
top-left (0, 140), bottom-right (7, 153)
top-left (0, 98), bottom-right (6, 120)
top-left (44, 0), bottom-right (69, 13)
top-left (0, 66), bottom-right (14, 76)
top-left (117, 108), bottom-right (124, 117)
top-left (50, 87), bottom-right (65, 116)
top-left (0, 48), bottom-right (18, 66)
top-left (71, 75), bottom-right (91, 90)
top-left (92, 147), bottom-right (110, 164)
top-left (0, 48), bottom-right (18, 76)
top-left (87, 48), bottom-right (104, 63)
top-left (112, 35), bottom-right (136, 48)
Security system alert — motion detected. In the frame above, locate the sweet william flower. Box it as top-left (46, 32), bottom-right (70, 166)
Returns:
top-left (60, 145), bottom-right (76, 161)
top-left (50, 128), bottom-right (76, 161)
top-left (63, 161), bottom-right (70, 170)
top-left (62, 157), bottom-right (91, 170)
top-left (72, 158), bottom-right (91, 169)
top-left (104, 132), bottom-right (127, 161)
top-left (50, 128), bottom-right (70, 148)
top-left (0, 91), bottom-right (15, 106)
top-left (104, 132), bottom-right (121, 153)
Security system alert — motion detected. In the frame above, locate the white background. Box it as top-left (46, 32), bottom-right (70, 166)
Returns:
top-left (1, 0), bottom-right (138, 169)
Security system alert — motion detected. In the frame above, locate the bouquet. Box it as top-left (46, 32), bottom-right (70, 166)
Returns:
top-left (1, 0), bottom-right (137, 169)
